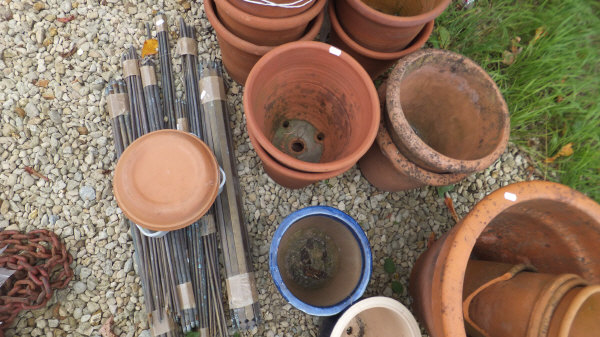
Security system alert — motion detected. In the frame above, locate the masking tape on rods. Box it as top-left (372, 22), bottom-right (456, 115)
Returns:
top-left (200, 75), bottom-right (225, 104)
top-left (177, 37), bottom-right (197, 56)
top-left (176, 118), bottom-right (189, 132)
top-left (107, 93), bottom-right (129, 119)
top-left (177, 282), bottom-right (196, 310)
top-left (226, 272), bottom-right (259, 309)
top-left (122, 59), bottom-right (140, 78)
top-left (140, 66), bottom-right (157, 87)
top-left (150, 310), bottom-right (175, 336)
top-left (154, 15), bottom-right (167, 32)
top-left (200, 216), bottom-right (216, 236)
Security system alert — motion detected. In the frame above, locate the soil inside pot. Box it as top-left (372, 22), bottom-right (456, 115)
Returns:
top-left (397, 63), bottom-right (504, 161)
top-left (277, 215), bottom-right (363, 307)
top-left (341, 307), bottom-right (410, 337)
top-left (360, 0), bottom-right (432, 16)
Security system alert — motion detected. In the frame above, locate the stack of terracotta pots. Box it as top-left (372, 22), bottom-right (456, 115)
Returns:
top-left (359, 48), bottom-right (510, 192)
top-left (410, 181), bottom-right (600, 337)
top-left (204, 0), bottom-right (326, 85)
top-left (243, 41), bottom-right (380, 189)
top-left (327, 0), bottom-right (450, 79)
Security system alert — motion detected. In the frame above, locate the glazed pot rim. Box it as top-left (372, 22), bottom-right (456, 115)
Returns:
top-left (214, 0), bottom-right (326, 30)
top-left (204, 0), bottom-right (325, 55)
top-left (330, 296), bottom-right (422, 337)
top-left (248, 129), bottom-right (350, 180)
top-left (328, 0), bottom-right (434, 60)
top-left (244, 41), bottom-right (380, 173)
top-left (268, 206), bottom-right (373, 316)
top-left (345, 0), bottom-right (451, 26)
top-left (386, 48), bottom-right (510, 173)
top-left (113, 129), bottom-right (220, 232)
top-left (431, 181), bottom-right (600, 337)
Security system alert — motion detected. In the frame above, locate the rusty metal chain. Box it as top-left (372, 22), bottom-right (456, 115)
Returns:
top-left (0, 229), bottom-right (74, 332)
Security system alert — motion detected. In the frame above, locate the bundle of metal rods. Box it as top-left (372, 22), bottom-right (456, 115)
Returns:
top-left (140, 55), bottom-right (164, 132)
top-left (155, 14), bottom-right (177, 129)
top-left (199, 61), bottom-right (261, 329)
top-left (178, 18), bottom-right (203, 139)
top-left (122, 47), bottom-right (149, 139)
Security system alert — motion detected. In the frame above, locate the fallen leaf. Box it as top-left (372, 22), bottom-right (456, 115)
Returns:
top-left (35, 79), bottom-right (49, 87)
top-left (99, 316), bottom-right (117, 337)
top-left (545, 143), bottom-right (574, 163)
top-left (59, 46), bottom-right (77, 58)
top-left (42, 92), bottom-right (55, 100)
top-left (436, 184), bottom-right (454, 198)
top-left (391, 281), bottom-right (404, 294)
top-left (383, 258), bottom-right (396, 274)
top-left (57, 15), bottom-right (75, 23)
top-left (438, 26), bottom-right (450, 49)
top-left (530, 26), bottom-right (546, 45)
top-left (444, 193), bottom-right (460, 223)
top-left (141, 38), bottom-right (158, 58)
top-left (24, 166), bottom-right (50, 181)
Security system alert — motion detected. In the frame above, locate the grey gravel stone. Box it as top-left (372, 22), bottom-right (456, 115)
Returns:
top-left (79, 186), bottom-right (96, 201)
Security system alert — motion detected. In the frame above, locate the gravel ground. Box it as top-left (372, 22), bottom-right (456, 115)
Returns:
top-left (0, 1), bottom-right (536, 336)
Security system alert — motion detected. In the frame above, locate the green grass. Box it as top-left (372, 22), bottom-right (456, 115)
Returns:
top-left (429, 0), bottom-right (600, 201)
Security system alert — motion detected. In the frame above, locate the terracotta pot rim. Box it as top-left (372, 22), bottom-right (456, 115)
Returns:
top-left (248, 130), bottom-right (351, 180)
top-left (328, 0), bottom-right (434, 60)
top-left (244, 41), bottom-right (380, 173)
top-left (386, 49), bottom-right (510, 173)
top-left (345, 0), bottom-right (451, 26)
top-left (113, 130), bottom-right (220, 232)
top-left (376, 121), bottom-right (468, 186)
top-left (554, 285), bottom-right (600, 336)
top-left (205, 0), bottom-right (325, 55)
top-left (214, 0), bottom-right (326, 31)
top-left (431, 181), bottom-right (600, 337)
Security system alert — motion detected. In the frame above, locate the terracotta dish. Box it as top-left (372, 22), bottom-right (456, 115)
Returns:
top-left (113, 130), bottom-right (220, 231)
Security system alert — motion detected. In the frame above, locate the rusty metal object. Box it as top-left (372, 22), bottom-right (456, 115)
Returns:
top-left (0, 229), bottom-right (73, 331)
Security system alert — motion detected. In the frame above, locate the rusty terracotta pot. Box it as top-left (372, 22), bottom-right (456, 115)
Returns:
top-left (248, 131), bottom-right (350, 189)
top-left (358, 83), bottom-right (467, 191)
top-left (244, 41), bottom-right (379, 173)
top-left (205, 0), bottom-right (324, 85)
top-left (327, 0), bottom-right (433, 79)
top-left (227, 0), bottom-right (316, 18)
top-left (335, 0), bottom-right (450, 52)
top-left (548, 285), bottom-right (600, 337)
top-left (386, 49), bottom-right (510, 174)
top-left (214, 0), bottom-right (326, 46)
top-left (409, 181), bottom-right (600, 337)
top-left (463, 260), bottom-right (588, 337)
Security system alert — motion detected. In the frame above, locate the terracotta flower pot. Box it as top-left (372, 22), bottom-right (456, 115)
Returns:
top-left (214, 0), bottom-right (326, 46)
top-left (548, 285), bottom-right (600, 337)
top-left (335, 0), bottom-right (450, 52)
top-left (244, 41), bottom-right (379, 173)
top-left (358, 83), bottom-right (467, 191)
top-left (409, 181), bottom-right (600, 337)
top-left (248, 130), bottom-right (350, 189)
top-left (227, 0), bottom-right (316, 18)
top-left (269, 206), bottom-right (372, 316)
top-left (463, 260), bottom-right (588, 337)
top-left (327, 0), bottom-right (433, 79)
top-left (205, 0), bottom-right (324, 85)
top-left (386, 49), bottom-right (510, 174)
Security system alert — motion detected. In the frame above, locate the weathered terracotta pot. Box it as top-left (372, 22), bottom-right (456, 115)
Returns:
top-left (214, 0), bottom-right (326, 46)
top-left (227, 0), bottom-right (315, 18)
top-left (409, 181), bottom-right (600, 337)
top-left (335, 0), bottom-right (450, 52)
top-left (244, 41), bottom-right (379, 173)
top-left (248, 131), bottom-right (350, 189)
top-left (548, 285), bottom-right (600, 337)
top-left (463, 260), bottom-right (588, 337)
top-left (327, 0), bottom-right (433, 79)
top-left (205, 0), bottom-right (324, 85)
top-left (358, 84), bottom-right (467, 191)
top-left (386, 49), bottom-right (510, 173)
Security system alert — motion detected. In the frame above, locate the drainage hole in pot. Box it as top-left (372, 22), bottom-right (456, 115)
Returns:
top-left (316, 132), bottom-right (325, 142)
top-left (291, 140), bottom-right (304, 153)
top-left (283, 120), bottom-right (290, 128)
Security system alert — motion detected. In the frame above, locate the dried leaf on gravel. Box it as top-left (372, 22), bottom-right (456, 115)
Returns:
top-left (141, 39), bottom-right (158, 58)
top-left (24, 166), bottom-right (50, 181)
top-left (444, 193), bottom-right (460, 223)
top-left (57, 15), bottom-right (75, 23)
top-left (545, 143), bottom-right (574, 163)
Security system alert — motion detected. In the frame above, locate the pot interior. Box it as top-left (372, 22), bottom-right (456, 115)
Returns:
top-left (337, 306), bottom-right (416, 337)
top-left (361, 0), bottom-right (441, 16)
top-left (472, 199), bottom-right (600, 284)
top-left (277, 215), bottom-right (363, 307)
top-left (248, 46), bottom-right (376, 164)
top-left (568, 290), bottom-right (600, 335)
top-left (395, 53), bottom-right (506, 161)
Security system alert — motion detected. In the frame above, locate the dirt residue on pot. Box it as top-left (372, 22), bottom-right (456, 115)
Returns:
top-left (361, 0), bottom-right (425, 16)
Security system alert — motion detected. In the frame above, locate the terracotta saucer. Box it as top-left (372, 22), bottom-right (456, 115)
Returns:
top-left (113, 130), bottom-right (220, 232)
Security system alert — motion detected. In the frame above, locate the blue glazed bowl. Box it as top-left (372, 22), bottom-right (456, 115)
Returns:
top-left (269, 206), bottom-right (372, 316)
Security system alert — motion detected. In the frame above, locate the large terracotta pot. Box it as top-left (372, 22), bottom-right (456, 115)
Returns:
top-left (227, 0), bottom-right (316, 18)
top-left (548, 285), bottom-right (600, 337)
top-left (244, 41), bottom-right (379, 173)
top-left (335, 0), bottom-right (450, 52)
top-left (205, 0), bottom-right (324, 85)
top-left (214, 0), bottom-right (326, 46)
top-left (409, 181), bottom-right (600, 337)
top-left (386, 49), bottom-right (510, 174)
top-left (248, 131), bottom-right (350, 189)
top-left (327, 0), bottom-right (433, 79)
top-left (358, 84), bottom-right (467, 191)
